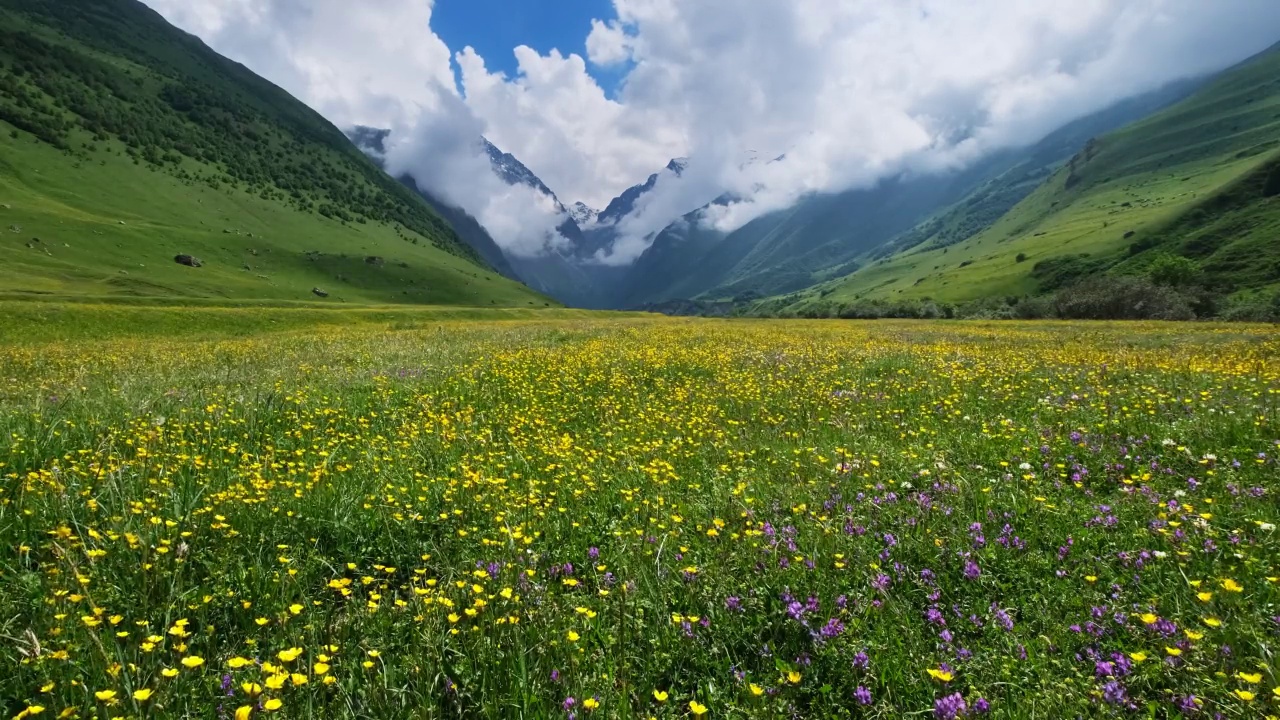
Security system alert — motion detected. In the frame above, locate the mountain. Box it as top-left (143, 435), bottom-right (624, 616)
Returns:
top-left (0, 0), bottom-right (549, 306)
top-left (619, 78), bottom-right (1209, 309)
top-left (579, 158), bottom-right (691, 260)
top-left (346, 126), bottom-right (621, 306)
top-left (347, 126), bottom-right (519, 281)
top-left (569, 202), bottom-right (598, 227)
top-left (776, 40), bottom-right (1280, 314)
top-left (474, 140), bottom-right (618, 306)
top-left (485, 139), bottom-right (561, 201)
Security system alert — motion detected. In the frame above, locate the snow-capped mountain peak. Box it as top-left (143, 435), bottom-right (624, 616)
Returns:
top-left (569, 202), bottom-right (599, 226)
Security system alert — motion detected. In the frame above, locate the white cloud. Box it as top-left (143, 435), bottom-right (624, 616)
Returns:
top-left (585, 19), bottom-right (633, 66)
top-left (142, 0), bottom-right (456, 130)
top-left (588, 0), bottom-right (1280, 245)
top-left (141, 0), bottom-right (1280, 265)
top-left (455, 46), bottom-right (684, 209)
top-left (373, 91), bottom-right (574, 258)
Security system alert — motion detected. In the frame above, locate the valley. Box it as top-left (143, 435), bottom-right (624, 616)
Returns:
top-left (3, 3), bottom-right (1280, 718)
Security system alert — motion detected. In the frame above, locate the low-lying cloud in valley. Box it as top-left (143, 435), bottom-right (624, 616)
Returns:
top-left (377, 91), bottom-right (574, 259)
top-left (142, 0), bottom-right (1280, 263)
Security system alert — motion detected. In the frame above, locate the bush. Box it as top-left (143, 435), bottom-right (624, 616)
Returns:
top-left (1015, 253), bottom-right (1027, 263)
top-left (1031, 254), bottom-right (1111, 291)
top-left (1219, 293), bottom-right (1280, 322)
top-left (1013, 295), bottom-right (1054, 319)
top-left (1053, 276), bottom-right (1196, 320)
top-left (1263, 165), bottom-right (1280, 198)
top-left (1148, 253), bottom-right (1202, 287)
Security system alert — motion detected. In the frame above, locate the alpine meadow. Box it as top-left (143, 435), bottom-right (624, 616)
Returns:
top-left (3, 1), bottom-right (1280, 719)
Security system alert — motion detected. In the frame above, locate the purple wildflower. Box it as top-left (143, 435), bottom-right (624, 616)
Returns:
top-left (934, 692), bottom-right (967, 720)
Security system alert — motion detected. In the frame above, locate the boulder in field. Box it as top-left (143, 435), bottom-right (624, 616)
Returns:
top-left (174, 254), bottom-right (202, 267)
top-left (312, 287), bottom-right (329, 297)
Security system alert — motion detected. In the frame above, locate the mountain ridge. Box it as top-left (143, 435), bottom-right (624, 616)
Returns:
top-left (0, 0), bottom-right (550, 306)
top-left (617, 76), bottom-right (1213, 309)
top-left (769, 40), bottom-right (1280, 317)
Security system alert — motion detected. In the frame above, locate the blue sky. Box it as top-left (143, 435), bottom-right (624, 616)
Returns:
top-left (432, 0), bottom-right (627, 94)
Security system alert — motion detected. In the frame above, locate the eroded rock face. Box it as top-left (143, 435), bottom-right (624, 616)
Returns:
top-left (174, 254), bottom-right (202, 267)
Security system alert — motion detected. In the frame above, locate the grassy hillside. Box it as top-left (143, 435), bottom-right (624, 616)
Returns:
top-left (787, 43), bottom-right (1280, 312)
top-left (0, 0), bottom-right (550, 306)
top-left (620, 80), bottom-right (1203, 309)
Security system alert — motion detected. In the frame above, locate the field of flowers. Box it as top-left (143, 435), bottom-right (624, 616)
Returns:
top-left (2, 318), bottom-right (1278, 719)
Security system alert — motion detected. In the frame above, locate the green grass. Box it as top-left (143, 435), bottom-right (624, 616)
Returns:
top-left (0, 0), bottom-right (550, 307)
top-left (0, 301), bottom-right (632, 344)
top-left (785, 42), bottom-right (1280, 310)
top-left (1, 317), bottom-right (1278, 718)
top-left (0, 131), bottom-right (549, 305)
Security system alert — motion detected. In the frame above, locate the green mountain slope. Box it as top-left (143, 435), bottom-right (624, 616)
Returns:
top-left (619, 80), bottom-right (1205, 309)
top-left (0, 0), bottom-right (550, 306)
top-left (784, 42), bottom-right (1280, 311)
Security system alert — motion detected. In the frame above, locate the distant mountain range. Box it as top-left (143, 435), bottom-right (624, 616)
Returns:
top-left (349, 57), bottom-right (1276, 312)
top-left (348, 128), bottom-right (696, 307)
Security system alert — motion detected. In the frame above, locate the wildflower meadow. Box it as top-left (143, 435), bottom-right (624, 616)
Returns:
top-left (2, 318), bottom-right (1278, 719)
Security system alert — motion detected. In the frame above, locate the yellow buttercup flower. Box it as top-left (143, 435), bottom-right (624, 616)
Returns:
top-left (1233, 689), bottom-right (1254, 701)
top-left (927, 668), bottom-right (954, 682)
top-left (786, 671), bottom-right (801, 684)
top-left (94, 690), bottom-right (116, 701)
top-left (689, 700), bottom-right (708, 718)
top-left (181, 656), bottom-right (205, 669)
top-left (277, 647), bottom-right (303, 663)
top-left (1237, 672), bottom-right (1262, 684)
top-left (132, 688), bottom-right (153, 701)
top-left (582, 698), bottom-right (599, 710)
top-left (235, 707), bottom-right (253, 720)
top-left (263, 698), bottom-right (283, 711)
top-left (749, 683), bottom-right (765, 697)
top-left (652, 689), bottom-right (668, 702)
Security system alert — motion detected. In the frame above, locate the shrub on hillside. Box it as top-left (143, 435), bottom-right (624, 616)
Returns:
top-left (1012, 295), bottom-right (1055, 319)
top-left (1053, 276), bottom-right (1196, 320)
top-left (1031, 254), bottom-right (1111, 291)
top-left (1148, 253), bottom-right (1202, 287)
top-left (1220, 292), bottom-right (1280, 322)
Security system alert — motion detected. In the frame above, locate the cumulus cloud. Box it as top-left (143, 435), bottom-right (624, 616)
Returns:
top-left (377, 91), bottom-right (574, 259)
top-left (141, 0), bottom-right (1280, 265)
top-left (142, 0), bottom-right (455, 130)
top-left (588, 0), bottom-right (1280, 246)
top-left (455, 46), bottom-right (685, 209)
